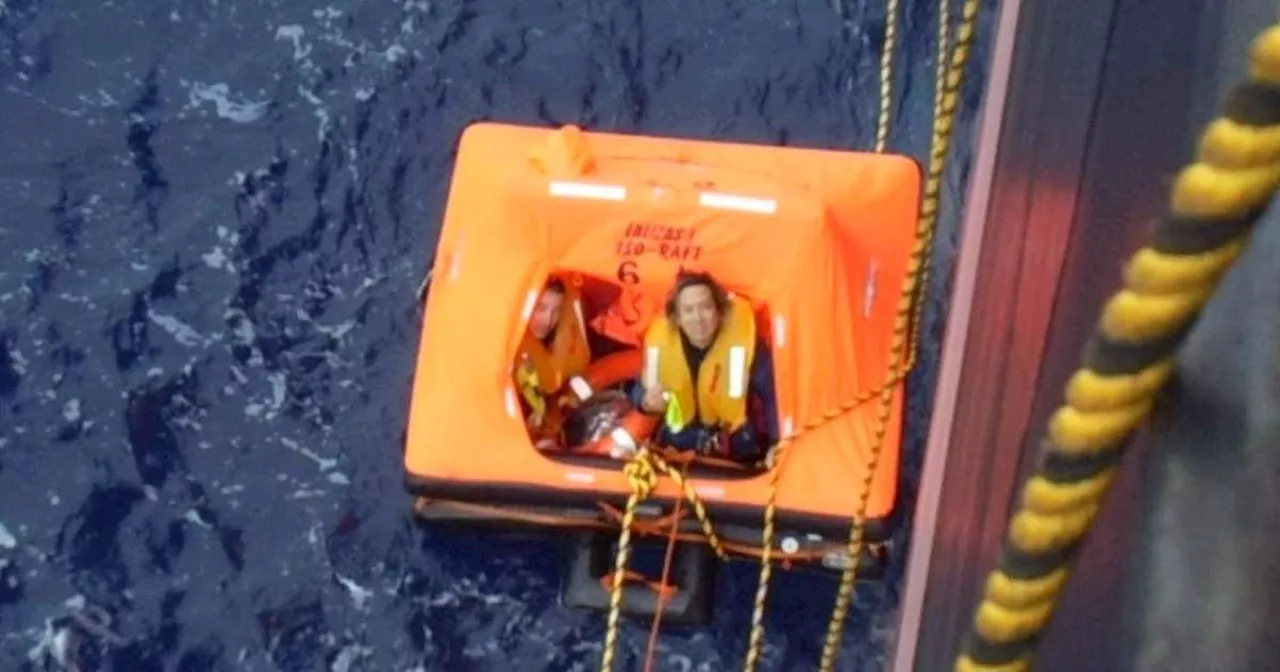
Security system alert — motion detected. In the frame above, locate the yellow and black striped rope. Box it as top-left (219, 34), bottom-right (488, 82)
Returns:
top-left (741, 1), bottom-right (972, 670)
top-left (818, 1), bottom-right (976, 671)
top-left (955, 22), bottom-right (1280, 672)
top-left (599, 449), bottom-right (657, 672)
top-left (874, 0), bottom-right (903, 153)
top-left (599, 446), bottom-right (728, 672)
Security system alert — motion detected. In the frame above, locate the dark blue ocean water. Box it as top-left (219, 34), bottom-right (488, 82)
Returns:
top-left (0, 0), bottom-right (994, 669)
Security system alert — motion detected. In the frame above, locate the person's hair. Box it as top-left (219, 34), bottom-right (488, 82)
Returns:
top-left (664, 270), bottom-right (730, 323)
top-left (544, 277), bottom-right (567, 295)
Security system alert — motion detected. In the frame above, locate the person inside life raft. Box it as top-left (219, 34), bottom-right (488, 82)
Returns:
top-left (631, 270), bottom-right (779, 464)
top-left (514, 276), bottom-right (593, 451)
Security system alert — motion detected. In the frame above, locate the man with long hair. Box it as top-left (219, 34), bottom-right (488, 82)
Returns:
top-left (631, 271), bottom-right (778, 463)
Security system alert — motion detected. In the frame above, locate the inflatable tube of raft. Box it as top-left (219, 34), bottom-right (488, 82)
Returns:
top-left (565, 348), bottom-right (644, 403)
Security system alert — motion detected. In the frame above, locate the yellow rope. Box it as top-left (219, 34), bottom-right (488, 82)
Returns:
top-left (874, 0), bottom-right (903, 154)
top-left (905, 0), bottom-right (953, 362)
top-left (599, 0), bottom-right (974, 667)
top-left (599, 447), bottom-right (728, 672)
top-left (739, 2), bottom-right (910, 661)
top-left (954, 22), bottom-right (1280, 672)
top-left (818, 2), bottom-right (977, 670)
top-left (653, 452), bottom-right (729, 559)
top-left (600, 449), bottom-right (657, 672)
top-left (741, 1), bottom-right (980, 670)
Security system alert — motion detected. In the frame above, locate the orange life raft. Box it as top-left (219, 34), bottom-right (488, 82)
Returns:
top-left (404, 122), bottom-right (920, 618)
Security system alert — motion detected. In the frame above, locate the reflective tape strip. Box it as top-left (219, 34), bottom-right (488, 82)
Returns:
top-left (505, 386), bottom-right (520, 419)
top-left (694, 484), bottom-right (725, 499)
top-left (573, 298), bottom-right (587, 344)
top-left (549, 181), bottom-right (626, 201)
top-left (520, 289), bottom-right (538, 321)
top-left (864, 258), bottom-right (878, 319)
top-left (569, 376), bottom-right (593, 401)
top-left (609, 427), bottom-right (638, 458)
top-left (727, 346), bottom-right (747, 399)
top-left (644, 346), bottom-right (660, 389)
top-left (698, 191), bottom-right (778, 214)
top-left (773, 314), bottom-right (786, 348)
top-left (447, 236), bottom-right (464, 281)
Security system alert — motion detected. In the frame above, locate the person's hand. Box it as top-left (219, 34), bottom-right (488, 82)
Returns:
top-left (641, 387), bottom-right (667, 414)
top-left (696, 429), bottom-right (722, 455)
top-left (556, 393), bottom-right (577, 411)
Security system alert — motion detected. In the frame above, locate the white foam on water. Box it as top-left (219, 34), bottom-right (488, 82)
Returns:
top-left (147, 310), bottom-right (211, 347)
top-left (184, 81), bottom-right (269, 123)
top-left (201, 246), bottom-right (228, 269)
top-left (274, 25), bottom-right (311, 59)
top-left (280, 436), bottom-right (336, 472)
top-left (61, 399), bottom-right (80, 423)
top-left (330, 644), bottom-right (373, 672)
top-left (335, 574), bottom-right (374, 610)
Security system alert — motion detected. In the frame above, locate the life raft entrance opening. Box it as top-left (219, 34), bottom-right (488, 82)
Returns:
top-left (516, 268), bottom-right (780, 478)
top-left (560, 531), bottom-right (717, 628)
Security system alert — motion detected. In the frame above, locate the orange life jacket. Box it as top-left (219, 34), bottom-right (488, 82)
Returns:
top-left (642, 294), bottom-right (757, 434)
top-left (515, 283), bottom-right (591, 438)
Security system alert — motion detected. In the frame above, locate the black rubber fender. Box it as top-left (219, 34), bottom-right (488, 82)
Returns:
top-left (560, 532), bottom-right (717, 628)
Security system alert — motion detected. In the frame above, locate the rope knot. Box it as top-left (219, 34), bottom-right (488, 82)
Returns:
top-left (623, 448), bottom-right (658, 500)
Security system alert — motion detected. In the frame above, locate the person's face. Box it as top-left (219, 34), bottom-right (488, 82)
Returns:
top-left (529, 289), bottom-right (565, 340)
top-left (675, 284), bottom-right (720, 348)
